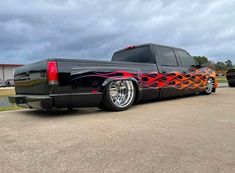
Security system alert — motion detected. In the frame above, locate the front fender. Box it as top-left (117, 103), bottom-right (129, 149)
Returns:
top-left (211, 72), bottom-right (218, 91)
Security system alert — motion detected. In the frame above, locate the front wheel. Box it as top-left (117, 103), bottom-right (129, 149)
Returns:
top-left (201, 78), bottom-right (214, 95)
top-left (99, 80), bottom-right (135, 111)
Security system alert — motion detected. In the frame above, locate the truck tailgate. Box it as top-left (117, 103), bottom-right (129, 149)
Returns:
top-left (14, 60), bottom-right (49, 95)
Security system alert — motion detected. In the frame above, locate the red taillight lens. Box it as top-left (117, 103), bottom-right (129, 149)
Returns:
top-left (125, 45), bottom-right (136, 50)
top-left (47, 61), bottom-right (58, 85)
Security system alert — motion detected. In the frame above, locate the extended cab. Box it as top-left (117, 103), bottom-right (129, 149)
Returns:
top-left (9, 43), bottom-right (217, 111)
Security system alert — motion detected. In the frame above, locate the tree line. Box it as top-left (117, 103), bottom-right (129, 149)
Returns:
top-left (193, 56), bottom-right (234, 72)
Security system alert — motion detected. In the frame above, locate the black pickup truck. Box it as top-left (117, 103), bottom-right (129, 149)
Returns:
top-left (9, 43), bottom-right (217, 111)
top-left (226, 69), bottom-right (235, 87)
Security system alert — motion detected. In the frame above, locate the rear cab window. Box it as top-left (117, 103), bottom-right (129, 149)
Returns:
top-left (112, 46), bottom-right (155, 64)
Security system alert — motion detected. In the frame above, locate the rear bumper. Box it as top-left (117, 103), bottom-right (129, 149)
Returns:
top-left (8, 95), bottom-right (53, 110)
top-left (8, 93), bottom-right (102, 110)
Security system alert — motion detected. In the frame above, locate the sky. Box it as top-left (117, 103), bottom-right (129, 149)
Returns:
top-left (0, 0), bottom-right (235, 64)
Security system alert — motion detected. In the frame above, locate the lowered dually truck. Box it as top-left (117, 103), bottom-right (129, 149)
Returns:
top-left (9, 43), bottom-right (217, 111)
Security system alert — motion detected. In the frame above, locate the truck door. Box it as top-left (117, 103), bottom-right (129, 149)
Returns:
top-left (175, 49), bottom-right (203, 94)
top-left (155, 46), bottom-right (185, 98)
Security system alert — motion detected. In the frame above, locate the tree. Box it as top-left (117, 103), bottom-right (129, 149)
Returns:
top-left (215, 62), bottom-right (227, 71)
top-left (193, 55), bottom-right (234, 71)
top-left (225, 60), bottom-right (233, 69)
top-left (193, 56), bottom-right (209, 65)
top-left (207, 60), bottom-right (216, 70)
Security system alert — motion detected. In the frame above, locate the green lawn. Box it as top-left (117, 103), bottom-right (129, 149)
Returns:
top-left (0, 88), bottom-right (15, 97)
top-left (0, 105), bottom-right (22, 111)
top-left (0, 88), bottom-right (22, 111)
top-left (216, 76), bottom-right (228, 83)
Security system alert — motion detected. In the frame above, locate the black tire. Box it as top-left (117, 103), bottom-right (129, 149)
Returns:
top-left (201, 78), bottom-right (214, 95)
top-left (99, 80), bottom-right (136, 111)
top-left (228, 82), bottom-right (235, 87)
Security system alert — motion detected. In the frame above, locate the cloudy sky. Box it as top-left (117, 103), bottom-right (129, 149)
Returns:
top-left (0, 0), bottom-right (235, 64)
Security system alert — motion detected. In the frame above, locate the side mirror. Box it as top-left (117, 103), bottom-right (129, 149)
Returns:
top-left (196, 63), bottom-right (202, 68)
top-left (191, 63), bottom-right (202, 68)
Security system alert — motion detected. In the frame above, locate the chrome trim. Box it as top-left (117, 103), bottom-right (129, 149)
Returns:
top-left (109, 80), bottom-right (134, 108)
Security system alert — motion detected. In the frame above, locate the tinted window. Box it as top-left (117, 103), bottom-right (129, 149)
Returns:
top-left (112, 47), bottom-right (155, 64)
top-left (157, 46), bottom-right (178, 66)
top-left (176, 50), bottom-right (196, 67)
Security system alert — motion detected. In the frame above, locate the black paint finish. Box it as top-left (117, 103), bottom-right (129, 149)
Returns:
top-left (9, 43), bottom-right (216, 110)
top-left (226, 69), bottom-right (235, 87)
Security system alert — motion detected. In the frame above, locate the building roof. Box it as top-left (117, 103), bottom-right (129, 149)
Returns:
top-left (0, 64), bottom-right (24, 67)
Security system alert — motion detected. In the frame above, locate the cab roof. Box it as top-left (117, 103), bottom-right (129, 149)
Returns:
top-left (114, 43), bottom-right (186, 54)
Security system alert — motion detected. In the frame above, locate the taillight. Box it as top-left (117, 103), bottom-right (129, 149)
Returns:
top-left (47, 61), bottom-right (58, 85)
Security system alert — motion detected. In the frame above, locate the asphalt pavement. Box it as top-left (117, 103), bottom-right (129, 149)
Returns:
top-left (0, 88), bottom-right (235, 173)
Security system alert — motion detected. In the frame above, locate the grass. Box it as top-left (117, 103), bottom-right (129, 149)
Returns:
top-left (0, 88), bottom-right (22, 111)
top-left (216, 76), bottom-right (228, 83)
top-left (0, 88), bottom-right (15, 97)
top-left (0, 105), bottom-right (22, 111)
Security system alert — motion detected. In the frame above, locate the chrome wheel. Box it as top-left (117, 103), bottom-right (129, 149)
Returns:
top-left (109, 80), bottom-right (135, 108)
top-left (205, 78), bottom-right (214, 94)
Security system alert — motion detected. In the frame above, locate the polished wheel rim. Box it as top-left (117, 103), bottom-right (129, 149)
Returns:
top-left (109, 80), bottom-right (134, 108)
top-left (205, 78), bottom-right (214, 93)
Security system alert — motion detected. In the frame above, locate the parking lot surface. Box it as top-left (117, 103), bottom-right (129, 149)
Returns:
top-left (0, 88), bottom-right (235, 173)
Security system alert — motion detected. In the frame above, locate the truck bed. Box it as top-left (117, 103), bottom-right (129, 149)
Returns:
top-left (13, 58), bottom-right (157, 109)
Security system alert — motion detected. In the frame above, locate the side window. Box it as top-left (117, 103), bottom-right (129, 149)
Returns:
top-left (176, 50), bottom-right (196, 67)
top-left (157, 46), bottom-right (178, 66)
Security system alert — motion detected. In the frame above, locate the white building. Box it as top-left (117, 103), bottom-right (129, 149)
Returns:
top-left (0, 64), bottom-right (23, 81)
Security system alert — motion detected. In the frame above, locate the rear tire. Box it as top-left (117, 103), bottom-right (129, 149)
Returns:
top-left (99, 80), bottom-right (135, 111)
top-left (201, 78), bottom-right (214, 95)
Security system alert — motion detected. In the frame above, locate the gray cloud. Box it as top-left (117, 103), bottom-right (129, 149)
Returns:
top-left (0, 0), bottom-right (234, 64)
